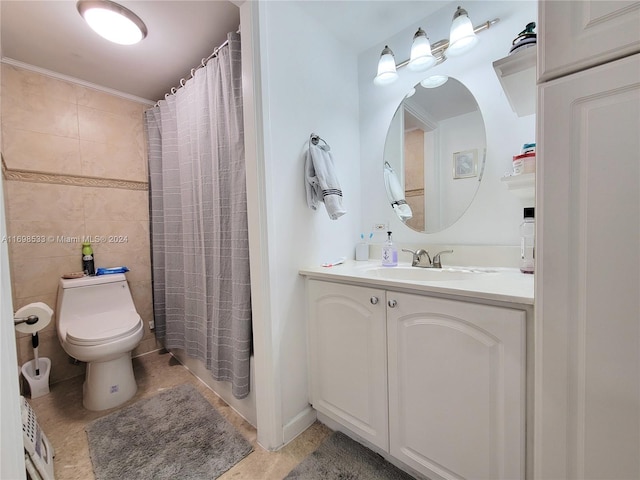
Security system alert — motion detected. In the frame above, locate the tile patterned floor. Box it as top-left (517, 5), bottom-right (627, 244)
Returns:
top-left (27, 350), bottom-right (331, 480)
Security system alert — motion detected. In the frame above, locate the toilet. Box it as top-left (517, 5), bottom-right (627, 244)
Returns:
top-left (56, 273), bottom-right (143, 411)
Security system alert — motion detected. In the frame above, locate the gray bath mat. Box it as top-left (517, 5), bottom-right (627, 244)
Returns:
top-left (85, 383), bottom-right (252, 480)
top-left (285, 431), bottom-right (416, 479)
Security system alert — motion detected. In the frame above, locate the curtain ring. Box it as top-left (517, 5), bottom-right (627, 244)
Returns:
top-left (180, 78), bottom-right (186, 87)
top-left (170, 87), bottom-right (177, 94)
top-left (190, 68), bottom-right (196, 78)
top-left (164, 93), bottom-right (170, 100)
top-left (201, 58), bottom-right (206, 67)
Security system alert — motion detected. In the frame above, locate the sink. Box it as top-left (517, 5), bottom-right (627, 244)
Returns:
top-left (362, 266), bottom-right (477, 282)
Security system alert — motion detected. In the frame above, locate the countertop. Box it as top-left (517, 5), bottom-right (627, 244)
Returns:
top-left (299, 260), bottom-right (534, 306)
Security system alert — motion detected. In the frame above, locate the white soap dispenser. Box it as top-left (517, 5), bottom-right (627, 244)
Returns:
top-left (382, 231), bottom-right (398, 267)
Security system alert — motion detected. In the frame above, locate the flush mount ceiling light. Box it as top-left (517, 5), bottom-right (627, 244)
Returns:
top-left (420, 75), bottom-right (449, 88)
top-left (77, 0), bottom-right (147, 45)
top-left (373, 5), bottom-right (498, 86)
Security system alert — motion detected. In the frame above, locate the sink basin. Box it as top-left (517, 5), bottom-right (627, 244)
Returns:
top-left (362, 266), bottom-right (476, 282)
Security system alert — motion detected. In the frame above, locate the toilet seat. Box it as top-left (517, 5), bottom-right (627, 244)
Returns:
top-left (66, 311), bottom-right (141, 346)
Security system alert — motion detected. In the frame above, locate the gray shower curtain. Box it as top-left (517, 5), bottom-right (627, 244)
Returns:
top-left (144, 32), bottom-right (251, 399)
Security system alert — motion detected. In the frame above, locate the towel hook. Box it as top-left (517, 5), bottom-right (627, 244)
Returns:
top-left (310, 133), bottom-right (321, 145)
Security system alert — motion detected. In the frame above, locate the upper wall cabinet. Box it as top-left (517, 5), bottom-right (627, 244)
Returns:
top-left (538, 1), bottom-right (640, 82)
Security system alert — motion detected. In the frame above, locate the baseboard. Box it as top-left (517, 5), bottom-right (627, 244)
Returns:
top-left (283, 405), bottom-right (317, 446)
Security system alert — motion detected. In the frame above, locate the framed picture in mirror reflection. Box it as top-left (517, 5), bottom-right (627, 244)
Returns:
top-left (453, 149), bottom-right (478, 179)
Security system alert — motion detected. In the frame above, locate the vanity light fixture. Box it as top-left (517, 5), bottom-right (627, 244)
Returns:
top-left (373, 6), bottom-right (499, 86)
top-left (77, 0), bottom-right (148, 45)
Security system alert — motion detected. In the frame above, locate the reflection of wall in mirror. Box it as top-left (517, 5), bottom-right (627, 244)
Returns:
top-left (404, 129), bottom-right (425, 231)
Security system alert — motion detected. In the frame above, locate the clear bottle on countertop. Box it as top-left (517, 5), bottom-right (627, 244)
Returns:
top-left (382, 231), bottom-right (398, 267)
top-left (520, 207), bottom-right (535, 274)
top-left (82, 242), bottom-right (95, 276)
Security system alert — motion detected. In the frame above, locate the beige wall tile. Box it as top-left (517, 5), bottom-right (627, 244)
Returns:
top-left (79, 139), bottom-right (146, 182)
top-left (5, 181), bottom-right (84, 223)
top-left (82, 187), bottom-right (149, 221)
top-left (8, 220), bottom-right (84, 259)
top-left (2, 128), bottom-right (81, 174)
top-left (2, 92), bottom-right (78, 138)
top-left (75, 84), bottom-right (146, 118)
top-left (11, 254), bottom-right (79, 299)
top-left (77, 105), bottom-right (143, 148)
top-left (1, 64), bottom-right (76, 103)
top-left (4, 65), bottom-right (157, 382)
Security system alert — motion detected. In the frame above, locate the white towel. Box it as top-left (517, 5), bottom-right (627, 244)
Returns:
top-left (305, 142), bottom-right (346, 220)
top-left (384, 163), bottom-right (413, 221)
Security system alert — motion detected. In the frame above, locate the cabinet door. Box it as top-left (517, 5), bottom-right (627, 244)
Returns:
top-left (539, 0), bottom-right (640, 82)
top-left (536, 54), bottom-right (640, 479)
top-left (387, 292), bottom-right (525, 480)
top-left (307, 280), bottom-right (388, 450)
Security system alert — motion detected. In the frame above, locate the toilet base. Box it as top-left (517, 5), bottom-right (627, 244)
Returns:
top-left (83, 352), bottom-right (137, 411)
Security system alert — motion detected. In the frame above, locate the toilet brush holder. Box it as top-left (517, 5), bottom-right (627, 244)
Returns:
top-left (21, 357), bottom-right (51, 399)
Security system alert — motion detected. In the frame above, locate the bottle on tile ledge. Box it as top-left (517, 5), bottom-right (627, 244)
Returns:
top-left (82, 242), bottom-right (95, 276)
top-left (520, 208), bottom-right (535, 274)
top-left (382, 231), bottom-right (398, 267)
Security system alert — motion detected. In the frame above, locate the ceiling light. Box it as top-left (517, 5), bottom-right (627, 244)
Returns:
top-left (408, 28), bottom-right (436, 72)
top-left (374, 46), bottom-right (399, 86)
top-left (77, 0), bottom-right (147, 45)
top-left (420, 75), bottom-right (449, 88)
top-left (445, 6), bottom-right (479, 57)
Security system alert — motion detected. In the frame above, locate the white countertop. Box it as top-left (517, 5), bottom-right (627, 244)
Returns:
top-left (299, 260), bottom-right (534, 306)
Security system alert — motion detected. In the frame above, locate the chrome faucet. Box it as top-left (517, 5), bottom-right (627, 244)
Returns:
top-left (402, 248), bottom-right (453, 268)
top-left (432, 250), bottom-right (453, 268)
top-left (402, 248), bottom-right (432, 268)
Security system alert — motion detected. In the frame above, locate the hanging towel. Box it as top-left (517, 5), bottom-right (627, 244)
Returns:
top-left (305, 141), bottom-right (346, 220)
top-left (384, 162), bottom-right (413, 221)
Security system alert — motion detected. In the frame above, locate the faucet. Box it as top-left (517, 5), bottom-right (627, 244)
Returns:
top-left (402, 248), bottom-right (432, 268)
top-left (402, 249), bottom-right (453, 268)
top-left (432, 250), bottom-right (453, 268)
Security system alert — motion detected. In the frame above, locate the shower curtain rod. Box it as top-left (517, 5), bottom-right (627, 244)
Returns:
top-left (155, 28), bottom-right (240, 106)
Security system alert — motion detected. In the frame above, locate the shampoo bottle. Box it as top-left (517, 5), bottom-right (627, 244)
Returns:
top-left (382, 231), bottom-right (398, 267)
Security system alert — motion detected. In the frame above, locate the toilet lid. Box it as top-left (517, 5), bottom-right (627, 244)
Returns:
top-left (66, 310), bottom-right (141, 346)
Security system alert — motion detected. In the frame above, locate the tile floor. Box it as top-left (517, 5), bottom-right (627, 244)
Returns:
top-left (27, 350), bottom-right (332, 480)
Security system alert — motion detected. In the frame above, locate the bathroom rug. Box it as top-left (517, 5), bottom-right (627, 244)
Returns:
top-left (85, 383), bottom-right (252, 480)
top-left (284, 430), bottom-right (417, 479)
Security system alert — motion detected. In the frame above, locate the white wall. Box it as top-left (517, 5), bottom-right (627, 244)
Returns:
top-left (254, 0), bottom-right (361, 442)
top-left (359, 1), bottom-right (537, 247)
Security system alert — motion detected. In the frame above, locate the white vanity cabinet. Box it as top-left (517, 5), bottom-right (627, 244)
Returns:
top-left (306, 278), bottom-right (526, 479)
top-left (306, 280), bottom-right (389, 450)
top-left (387, 292), bottom-right (525, 480)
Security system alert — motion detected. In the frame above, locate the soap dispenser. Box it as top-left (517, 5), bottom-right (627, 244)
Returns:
top-left (382, 231), bottom-right (398, 267)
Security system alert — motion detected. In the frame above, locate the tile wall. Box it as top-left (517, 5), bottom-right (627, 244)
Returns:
top-left (1, 64), bottom-right (158, 384)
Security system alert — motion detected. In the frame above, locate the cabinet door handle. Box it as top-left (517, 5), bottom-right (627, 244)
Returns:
top-left (388, 299), bottom-right (397, 308)
top-left (370, 296), bottom-right (379, 305)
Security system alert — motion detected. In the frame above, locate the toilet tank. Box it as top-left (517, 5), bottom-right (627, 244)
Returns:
top-left (57, 274), bottom-right (137, 319)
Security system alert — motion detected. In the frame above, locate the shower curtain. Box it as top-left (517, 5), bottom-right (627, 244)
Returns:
top-left (145, 32), bottom-right (251, 399)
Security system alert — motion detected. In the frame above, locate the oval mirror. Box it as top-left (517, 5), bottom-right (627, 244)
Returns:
top-left (383, 76), bottom-right (486, 233)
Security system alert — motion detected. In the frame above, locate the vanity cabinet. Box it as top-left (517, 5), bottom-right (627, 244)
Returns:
top-left (387, 292), bottom-right (525, 480)
top-left (306, 280), bottom-right (389, 450)
top-left (307, 279), bottom-right (526, 479)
